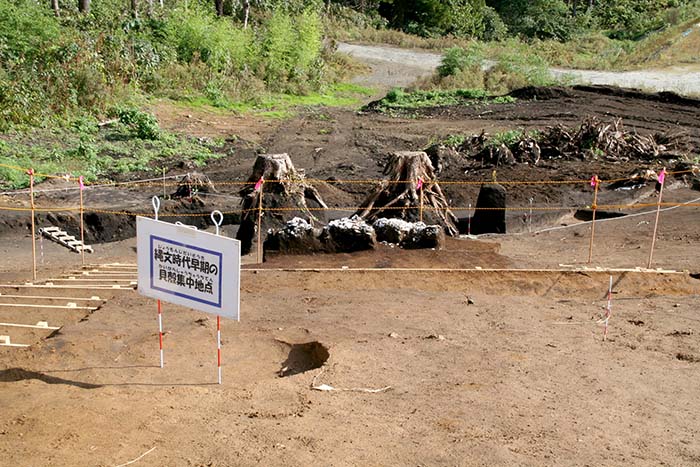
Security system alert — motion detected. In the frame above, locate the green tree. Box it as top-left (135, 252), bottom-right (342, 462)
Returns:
top-left (487, 0), bottom-right (574, 40)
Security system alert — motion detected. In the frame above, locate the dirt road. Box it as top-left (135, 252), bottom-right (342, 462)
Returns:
top-left (338, 42), bottom-right (700, 95)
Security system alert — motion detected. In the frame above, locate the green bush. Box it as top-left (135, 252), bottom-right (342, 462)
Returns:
top-left (263, 10), bottom-right (296, 85)
top-left (168, 8), bottom-right (257, 74)
top-left (480, 6), bottom-right (508, 41)
top-left (115, 107), bottom-right (160, 140)
top-left (437, 45), bottom-right (484, 77)
top-left (0, 0), bottom-right (61, 62)
top-left (485, 45), bottom-right (554, 93)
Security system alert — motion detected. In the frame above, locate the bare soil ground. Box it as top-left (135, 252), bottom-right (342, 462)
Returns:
top-left (1, 60), bottom-right (700, 465)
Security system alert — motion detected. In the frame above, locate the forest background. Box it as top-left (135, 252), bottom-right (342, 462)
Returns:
top-left (1, 0), bottom-right (699, 187)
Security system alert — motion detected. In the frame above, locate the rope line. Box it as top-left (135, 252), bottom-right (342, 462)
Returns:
top-left (2, 159), bottom-right (694, 194)
top-left (1, 202), bottom-right (697, 217)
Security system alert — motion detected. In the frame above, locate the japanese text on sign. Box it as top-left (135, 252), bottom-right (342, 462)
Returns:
top-left (150, 236), bottom-right (222, 307)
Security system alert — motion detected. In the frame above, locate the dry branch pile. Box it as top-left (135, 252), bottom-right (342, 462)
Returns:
top-left (451, 118), bottom-right (693, 169)
top-left (539, 117), bottom-right (691, 161)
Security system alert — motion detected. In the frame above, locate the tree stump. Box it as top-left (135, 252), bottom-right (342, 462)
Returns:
top-left (172, 172), bottom-right (217, 201)
top-left (236, 154), bottom-right (327, 255)
top-left (354, 151), bottom-right (458, 236)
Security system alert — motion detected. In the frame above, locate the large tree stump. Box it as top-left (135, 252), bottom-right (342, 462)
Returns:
top-left (236, 154), bottom-right (327, 255)
top-left (172, 172), bottom-right (217, 201)
top-left (354, 151), bottom-right (458, 236)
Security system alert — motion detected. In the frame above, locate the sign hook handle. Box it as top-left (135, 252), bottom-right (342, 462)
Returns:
top-left (211, 210), bottom-right (224, 236)
top-left (152, 196), bottom-right (161, 221)
top-left (175, 221), bottom-right (198, 230)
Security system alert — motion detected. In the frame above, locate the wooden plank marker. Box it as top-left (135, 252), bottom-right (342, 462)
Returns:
top-left (0, 302), bottom-right (97, 311)
top-left (0, 293), bottom-right (102, 301)
top-left (0, 335), bottom-right (29, 347)
top-left (0, 321), bottom-right (60, 330)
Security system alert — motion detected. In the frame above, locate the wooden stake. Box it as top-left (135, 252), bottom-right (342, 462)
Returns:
top-left (256, 179), bottom-right (264, 264)
top-left (648, 169), bottom-right (666, 269)
top-left (587, 176), bottom-right (600, 264)
top-left (419, 185), bottom-right (424, 223)
top-left (29, 169), bottom-right (37, 282)
top-left (79, 176), bottom-right (85, 266)
top-left (603, 275), bottom-right (612, 341)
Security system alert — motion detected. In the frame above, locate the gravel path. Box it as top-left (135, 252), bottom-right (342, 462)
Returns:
top-left (338, 42), bottom-right (700, 96)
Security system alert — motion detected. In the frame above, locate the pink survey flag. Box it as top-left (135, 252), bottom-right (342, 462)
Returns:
top-left (590, 175), bottom-right (598, 187)
top-left (416, 178), bottom-right (423, 190)
top-left (658, 168), bottom-right (666, 185)
top-left (254, 177), bottom-right (264, 191)
top-left (79, 175), bottom-right (85, 191)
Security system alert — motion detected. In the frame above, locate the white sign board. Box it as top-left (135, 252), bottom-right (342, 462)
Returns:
top-left (136, 216), bottom-right (240, 320)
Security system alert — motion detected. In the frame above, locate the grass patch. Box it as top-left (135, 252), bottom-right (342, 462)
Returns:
top-left (0, 117), bottom-right (225, 190)
top-left (618, 17), bottom-right (700, 68)
top-left (174, 82), bottom-right (374, 117)
top-left (440, 129), bottom-right (540, 149)
top-left (364, 88), bottom-right (515, 116)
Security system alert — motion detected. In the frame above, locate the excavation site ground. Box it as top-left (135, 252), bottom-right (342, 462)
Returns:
top-left (1, 83), bottom-right (699, 466)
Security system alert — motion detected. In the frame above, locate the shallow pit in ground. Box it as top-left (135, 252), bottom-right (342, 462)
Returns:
top-left (278, 341), bottom-right (329, 377)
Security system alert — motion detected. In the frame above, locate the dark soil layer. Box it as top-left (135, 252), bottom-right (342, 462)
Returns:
top-left (2, 85), bottom-right (698, 242)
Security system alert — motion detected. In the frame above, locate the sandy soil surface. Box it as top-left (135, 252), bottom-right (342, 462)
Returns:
top-left (1, 46), bottom-right (700, 467)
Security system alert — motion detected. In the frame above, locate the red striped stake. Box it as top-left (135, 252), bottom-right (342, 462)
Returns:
top-left (158, 299), bottom-right (164, 368)
top-left (603, 275), bottom-right (612, 341)
top-left (217, 315), bottom-right (222, 385)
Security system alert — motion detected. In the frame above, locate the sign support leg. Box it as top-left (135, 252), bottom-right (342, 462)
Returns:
top-left (217, 314), bottom-right (222, 385)
top-left (158, 299), bottom-right (164, 368)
